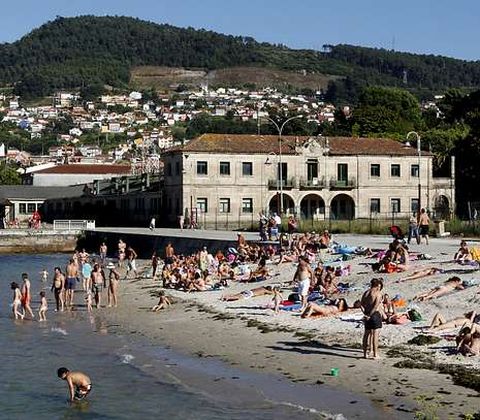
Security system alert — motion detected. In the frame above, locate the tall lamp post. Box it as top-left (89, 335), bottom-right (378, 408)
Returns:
top-left (407, 131), bottom-right (421, 213)
top-left (266, 115), bottom-right (303, 215)
top-left (264, 152), bottom-right (277, 214)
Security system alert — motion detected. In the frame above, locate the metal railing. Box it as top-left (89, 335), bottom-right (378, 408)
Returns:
top-left (329, 177), bottom-right (357, 189)
top-left (299, 177), bottom-right (327, 190)
top-left (53, 220), bottom-right (96, 231)
top-left (267, 179), bottom-right (295, 190)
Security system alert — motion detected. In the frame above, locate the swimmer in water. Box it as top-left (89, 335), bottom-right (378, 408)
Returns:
top-left (57, 367), bottom-right (92, 402)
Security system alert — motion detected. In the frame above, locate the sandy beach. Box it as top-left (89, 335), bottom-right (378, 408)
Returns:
top-left (100, 234), bottom-right (480, 418)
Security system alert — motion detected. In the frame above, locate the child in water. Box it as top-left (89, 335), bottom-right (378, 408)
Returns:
top-left (151, 291), bottom-right (171, 312)
top-left (38, 291), bottom-right (48, 321)
top-left (85, 291), bottom-right (93, 313)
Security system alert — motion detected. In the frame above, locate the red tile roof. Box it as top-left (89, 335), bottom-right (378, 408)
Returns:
top-left (168, 134), bottom-right (430, 157)
top-left (35, 164), bottom-right (131, 175)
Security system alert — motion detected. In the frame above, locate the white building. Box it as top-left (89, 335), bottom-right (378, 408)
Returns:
top-left (162, 134), bottom-right (455, 227)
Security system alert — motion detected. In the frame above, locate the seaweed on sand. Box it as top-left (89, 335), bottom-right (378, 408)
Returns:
top-left (407, 335), bottom-right (442, 346)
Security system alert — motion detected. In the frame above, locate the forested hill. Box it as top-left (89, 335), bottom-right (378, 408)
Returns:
top-left (1, 15), bottom-right (480, 100)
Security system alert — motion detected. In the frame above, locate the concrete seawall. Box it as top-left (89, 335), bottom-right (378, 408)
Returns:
top-left (0, 230), bottom-right (79, 254)
top-left (84, 228), bottom-right (260, 258)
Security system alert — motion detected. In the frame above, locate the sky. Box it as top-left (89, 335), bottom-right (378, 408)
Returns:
top-left (0, 0), bottom-right (479, 60)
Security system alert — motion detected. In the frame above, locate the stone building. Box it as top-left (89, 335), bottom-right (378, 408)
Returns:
top-left (163, 134), bottom-right (455, 228)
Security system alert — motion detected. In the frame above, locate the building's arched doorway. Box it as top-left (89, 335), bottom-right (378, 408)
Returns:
top-left (268, 193), bottom-right (295, 215)
top-left (434, 195), bottom-right (450, 220)
top-left (300, 194), bottom-right (325, 220)
top-left (330, 194), bottom-right (355, 220)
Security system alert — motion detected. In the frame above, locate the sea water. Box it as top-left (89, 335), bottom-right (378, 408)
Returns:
top-left (0, 254), bottom-right (384, 420)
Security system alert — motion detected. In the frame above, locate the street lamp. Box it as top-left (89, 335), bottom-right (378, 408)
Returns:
top-left (264, 152), bottom-right (277, 214)
top-left (407, 131), bottom-right (421, 214)
top-left (265, 115), bottom-right (304, 214)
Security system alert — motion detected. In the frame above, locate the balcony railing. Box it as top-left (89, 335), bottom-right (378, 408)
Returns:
top-left (299, 177), bottom-right (327, 190)
top-left (329, 177), bottom-right (357, 190)
top-left (267, 179), bottom-right (295, 190)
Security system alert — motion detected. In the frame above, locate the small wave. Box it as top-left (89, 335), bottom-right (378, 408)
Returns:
top-left (279, 401), bottom-right (347, 420)
top-left (120, 354), bottom-right (135, 364)
top-left (50, 327), bottom-right (68, 336)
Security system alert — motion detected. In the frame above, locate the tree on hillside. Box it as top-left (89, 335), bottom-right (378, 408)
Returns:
top-left (0, 162), bottom-right (21, 185)
top-left (352, 87), bottom-right (422, 137)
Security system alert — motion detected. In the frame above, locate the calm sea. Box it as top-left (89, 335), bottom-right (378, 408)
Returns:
top-left (0, 254), bottom-right (385, 420)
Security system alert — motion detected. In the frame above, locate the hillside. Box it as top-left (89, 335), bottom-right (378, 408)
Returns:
top-left (130, 66), bottom-right (338, 91)
top-left (1, 15), bottom-right (480, 100)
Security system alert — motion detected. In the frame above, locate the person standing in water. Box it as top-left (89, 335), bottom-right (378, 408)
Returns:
top-left (11, 282), bottom-right (24, 320)
top-left (57, 367), bottom-right (92, 402)
top-left (99, 242), bottom-right (108, 266)
top-left (65, 259), bottom-right (78, 308)
top-left (38, 291), bottom-right (48, 321)
top-left (21, 273), bottom-right (35, 319)
top-left (51, 267), bottom-right (65, 312)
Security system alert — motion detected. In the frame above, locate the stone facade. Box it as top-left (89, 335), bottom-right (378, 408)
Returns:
top-left (163, 134), bottom-right (455, 227)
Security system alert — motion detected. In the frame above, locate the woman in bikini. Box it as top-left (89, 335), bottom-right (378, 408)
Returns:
top-left (301, 298), bottom-right (354, 318)
top-left (428, 310), bottom-right (479, 332)
top-left (400, 267), bottom-right (444, 282)
top-left (414, 277), bottom-right (464, 301)
top-left (107, 268), bottom-right (120, 307)
top-left (11, 282), bottom-right (24, 320)
top-left (221, 286), bottom-right (274, 301)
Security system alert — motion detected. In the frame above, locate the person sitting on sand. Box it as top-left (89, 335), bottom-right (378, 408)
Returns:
top-left (428, 311), bottom-right (479, 332)
top-left (151, 291), bottom-right (172, 312)
top-left (414, 277), bottom-right (465, 302)
top-left (57, 367), bottom-right (92, 402)
top-left (221, 286), bottom-right (274, 302)
top-left (400, 267), bottom-right (444, 282)
top-left (300, 298), bottom-right (353, 318)
top-left (458, 330), bottom-right (480, 356)
top-left (244, 256), bottom-right (269, 283)
top-left (454, 241), bottom-right (472, 263)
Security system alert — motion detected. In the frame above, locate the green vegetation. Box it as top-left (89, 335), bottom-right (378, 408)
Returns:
top-left (3, 16), bottom-right (480, 99)
top-left (0, 162), bottom-right (21, 185)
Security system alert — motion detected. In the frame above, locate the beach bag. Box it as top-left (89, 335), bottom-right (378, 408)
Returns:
top-left (408, 308), bottom-right (423, 322)
top-left (288, 293), bottom-right (301, 303)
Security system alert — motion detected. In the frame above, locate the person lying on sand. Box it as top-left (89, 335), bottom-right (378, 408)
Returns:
top-left (151, 291), bottom-right (171, 311)
top-left (221, 286), bottom-right (274, 301)
top-left (428, 311), bottom-right (479, 332)
top-left (414, 277), bottom-right (464, 302)
top-left (300, 298), bottom-right (359, 318)
top-left (399, 267), bottom-right (444, 282)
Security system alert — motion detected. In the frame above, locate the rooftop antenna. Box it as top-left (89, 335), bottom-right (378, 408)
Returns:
top-left (391, 35), bottom-right (396, 51)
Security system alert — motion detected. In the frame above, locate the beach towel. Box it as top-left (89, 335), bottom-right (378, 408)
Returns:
top-left (280, 303), bottom-right (302, 312)
top-left (339, 313), bottom-right (364, 322)
top-left (470, 247), bottom-right (480, 261)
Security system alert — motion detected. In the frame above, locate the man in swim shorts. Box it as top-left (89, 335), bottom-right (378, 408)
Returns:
top-left (65, 259), bottom-right (79, 307)
top-left (57, 367), bottom-right (92, 402)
